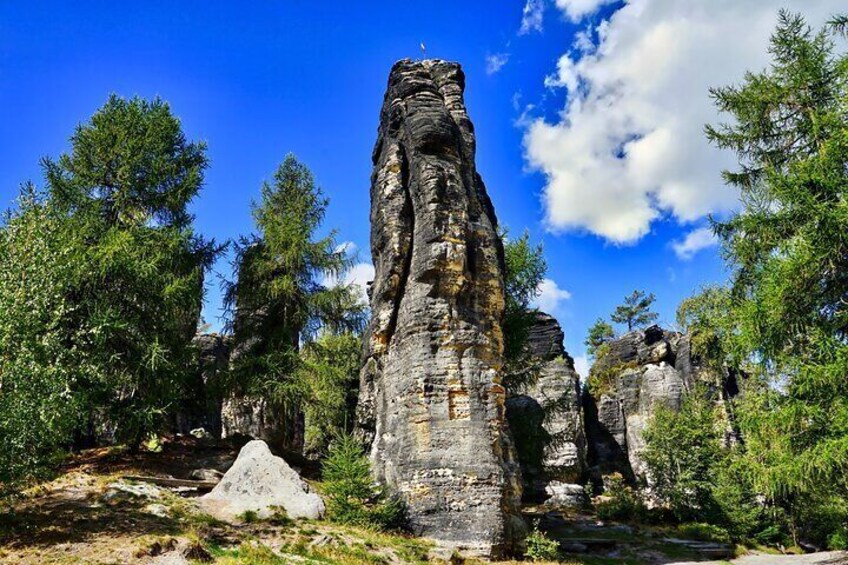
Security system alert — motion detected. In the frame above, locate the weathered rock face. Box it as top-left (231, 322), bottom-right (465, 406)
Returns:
top-left (584, 326), bottom-right (736, 487)
top-left (172, 333), bottom-right (230, 438)
top-left (220, 395), bottom-right (304, 454)
top-left (506, 312), bottom-right (586, 507)
top-left (200, 440), bottom-right (324, 521)
top-left (357, 59), bottom-right (524, 557)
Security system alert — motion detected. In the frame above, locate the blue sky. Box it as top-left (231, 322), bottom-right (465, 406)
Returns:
top-left (5, 1), bottom-right (837, 373)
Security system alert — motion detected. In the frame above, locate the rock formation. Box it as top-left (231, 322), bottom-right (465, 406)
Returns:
top-left (172, 333), bottom-right (230, 438)
top-left (220, 395), bottom-right (303, 453)
top-left (583, 325), bottom-right (737, 487)
top-left (200, 440), bottom-right (324, 521)
top-left (357, 59), bottom-right (523, 557)
top-left (506, 312), bottom-right (587, 507)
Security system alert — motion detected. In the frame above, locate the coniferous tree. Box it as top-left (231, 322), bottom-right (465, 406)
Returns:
top-left (611, 290), bottom-right (658, 332)
top-left (703, 11), bottom-right (848, 546)
top-left (501, 230), bottom-right (547, 392)
top-left (225, 154), bottom-right (366, 407)
top-left (42, 95), bottom-right (217, 447)
top-left (585, 318), bottom-right (615, 358)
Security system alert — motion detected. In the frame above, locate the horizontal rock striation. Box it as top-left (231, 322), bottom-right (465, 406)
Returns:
top-left (584, 325), bottom-right (737, 487)
top-left (506, 312), bottom-right (586, 507)
top-left (357, 59), bottom-right (524, 557)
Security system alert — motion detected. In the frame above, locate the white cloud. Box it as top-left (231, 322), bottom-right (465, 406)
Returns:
top-left (486, 53), bottom-right (510, 75)
top-left (519, 0), bottom-right (545, 35)
top-left (532, 277), bottom-right (572, 313)
top-left (672, 226), bottom-right (718, 260)
top-left (523, 0), bottom-right (843, 244)
top-left (555, 0), bottom-right (616, 22)
top-left (334, 241), bottom-right (357, 255)
top-left (324, 260), bottom-right (374, 306)
top-left (573, 354), bottom-right (590, 378)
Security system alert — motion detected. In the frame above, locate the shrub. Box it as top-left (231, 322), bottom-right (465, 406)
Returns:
top-left (524, 523), bottom-right (559, 561)
top-left (596, 473), bottom-right (646, 522)
top-left (321, 434), bottom-right (404, 530)
top-left (677, 523), bottom-right (731, 544)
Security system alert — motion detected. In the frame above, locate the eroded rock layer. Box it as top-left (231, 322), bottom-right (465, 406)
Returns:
top-left (506, 312), bottom-right (586, 507)
top-left (357, 59), bottom-right (523, 557)
top-left (584, 325), bottom-right (737, 487)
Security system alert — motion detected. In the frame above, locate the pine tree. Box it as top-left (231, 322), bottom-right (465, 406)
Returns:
top-left (501, 230), bottom-right (547, 392)
top-left (611, 290), bottom-right (658, 332)
top-left (585, 318), bottom-right (615, 358)
top-left (39, 95), bottom-right (217, 447)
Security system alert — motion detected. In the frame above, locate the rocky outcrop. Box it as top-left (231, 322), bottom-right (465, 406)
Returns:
top-left (173, 333), bottom-right (230, 438)
top-left (584, 325), bottom-right (736, 487)
top-left (506, 312), bottom-right (586, 507)
top-left (357, 59), bottom-right (524, 557)
top-left (200, 440), bottom-right (324, 521)
top-left (220, 395), bottom-right (303, 453)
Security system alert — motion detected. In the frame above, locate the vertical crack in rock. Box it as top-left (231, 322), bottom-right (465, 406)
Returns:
top-left (357, 59), bottom-right (524, 558)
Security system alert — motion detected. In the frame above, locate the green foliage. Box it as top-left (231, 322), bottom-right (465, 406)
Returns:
top-left (0, 190), bottom-right (85, 487)
top-left (322, 434), bottom-right (404, 530)
top-left (226, 155), bottom-right (365, 400)
top-left (0, 95), bottom-right (217, 488)
top-left (585, 347), bottom-right (637, 398)
top-left (42, 96), bottom-right (217, 447)
top-left (643, 391), bottom-right (724, 523)
top-left (524, 523), bottom-right (559, 562)
top-left (501, 229), bottom-right (547, 392)
top-left (611, 290), bottom-right (658, 332)
top-left (297, 332), bottom-right (362, 457)
top-left (703, 10), bottom-right (848, 546)
top-left (676, 523), bottom-right (731, 544)
top-left (43, 95), bottom-right (208, 229)
top-left (596, 473), bottom-right (646, 522)
top-left (585, 318), bottom-right (615, 359)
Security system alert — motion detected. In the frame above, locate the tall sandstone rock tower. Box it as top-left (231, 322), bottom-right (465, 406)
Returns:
top-left (357, 59), bottom-right (524, 557)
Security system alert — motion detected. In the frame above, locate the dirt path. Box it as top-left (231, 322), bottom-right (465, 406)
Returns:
top-left (673, 551), bottom-right (848, 564)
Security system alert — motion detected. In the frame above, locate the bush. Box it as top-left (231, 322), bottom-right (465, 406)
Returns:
top-left (524, 523), bottom-right (559, 561)
top-left (677, 523), bottom-right (731, 543)
top-left (596, 473), bottom-right (647, 522)
top-left (828, 528), bottom-right (848, 551)
top-left (321, 434), bottom-right (404, 530)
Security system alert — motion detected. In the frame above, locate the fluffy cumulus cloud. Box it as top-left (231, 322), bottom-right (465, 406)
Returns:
top-left (519, 0), bottom-right (545, 35)
top-left (523, 0), bottom-right (843, 244)
top-left (334, 241), bottom-right (357, 255)
top-left (532, 277), bottom-right (572, 313)
top-left (325, 262), bottom-right (374, 306)
top-left (672, 227), bottom-right (717, 260)
top-left (486, 53), bottom-right (510, 75)
top-left (344, 262), bottom-right (375, 305)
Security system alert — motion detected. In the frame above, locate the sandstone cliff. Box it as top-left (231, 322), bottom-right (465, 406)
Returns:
top-left (584, 325), bottom-right (737, 487)
top-left (506, 312), bottom-right (587, 508)
top-left (357, 59), bottom-right (524, 557)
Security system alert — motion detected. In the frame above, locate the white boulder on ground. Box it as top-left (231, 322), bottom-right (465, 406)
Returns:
top-left (199, 440), bottom-right (324, 521)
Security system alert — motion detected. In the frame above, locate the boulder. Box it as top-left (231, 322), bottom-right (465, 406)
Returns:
top-left (199, 440), bottom-right (324, 521)
top-left (357, 59), bottom-right (524, 557)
